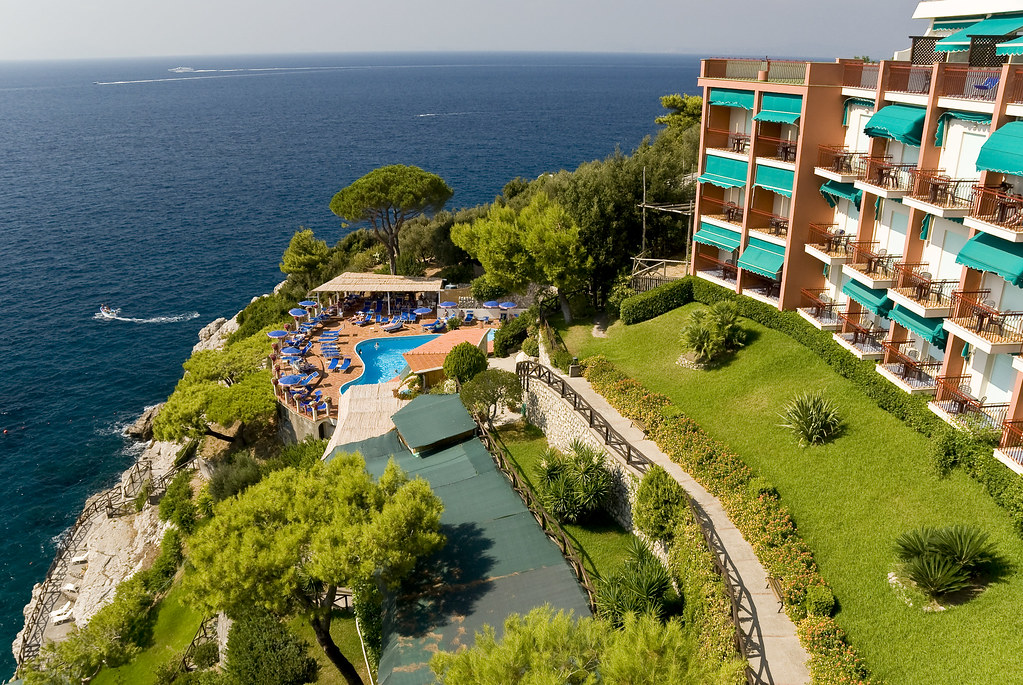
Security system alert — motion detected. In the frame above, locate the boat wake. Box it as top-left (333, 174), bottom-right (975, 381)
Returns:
top-left (94, 309), bottom-right (200, 324)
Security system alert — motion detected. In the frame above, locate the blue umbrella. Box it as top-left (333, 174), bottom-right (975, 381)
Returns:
top-left (278, 374), bottom-right (303, 386)
top-left (267, 330), bottom-right (289, 338)
top-left (483, 300), bottom-right (500, 308)
top-left (298, 300), bottom-right (317, 307)
top-left (413, 307), bottom-right (432, 315)
top-left (281, 346), bottom-right (302, 355)
top-left (439, 301), bottom-right (457, 308)
top-left (289, 308), bottom-right (308, 317)
top-left (499, 301), bottom-right (517, 309)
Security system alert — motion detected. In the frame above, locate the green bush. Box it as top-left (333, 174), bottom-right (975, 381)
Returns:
top-left (797, 616), bottom-right (873, 684)
top-left (493, 312), bottom-right (531, 357)
top-left (633, 465), bottom-right (688, 541)
top-left (619, 278), bottom-right (693, 324)
top-left (443, 342), bottom-right (488, 383)
top-left (159, 470), bottom-right (198, 533)
top-left (437, 263), bottom-right (474, 284)
top-left (535, 441), bottom-right (613, 524)
top-left (209, 453), bottom-right (263, 502)
top-left (894, 524), bottom-right (999, 599)
top-left (395, 252), bottom-right (426, 277)
top-left (905, 555), bottom-right (970, 597)
top-left (224, 609), bottom-right (318, 685)
top-left (596, 538), bottom-right (675, 626)
top-left (605, 272), bottom-right (637, 318)
top-left (447, 316), bottom-right (462, 330)
top-left (353, 580), bottom-right (383, 669)
top-left (521, 336), bottom-right (540, 357)
top-left (680, 310), bottom-right (726, 363)
top-left (779, 391), bottom-right (842, 447)
top-left (140, 528), bottom-right (184, 595)
top-left (804, 585), bottom-right (835, 617)
top-left (229, 292), bottom-right (292, 344)
top-left (191, 641), bottom-right (220, 669)
top-left (470, 274), bottom-right (507, 302)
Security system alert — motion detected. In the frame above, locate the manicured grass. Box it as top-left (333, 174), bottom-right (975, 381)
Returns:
top-left (563, 303), bottom-right (1023, 685)
top-left (496, 422), bottom-right (635, 580)
top-left (91, 582), bottom-right (204, 685)
top-left (290, 612), bottom-right (372, 684)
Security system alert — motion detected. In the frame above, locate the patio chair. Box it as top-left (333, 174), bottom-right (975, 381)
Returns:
top-left (464, 311), bottom-right (475, 324)
top-left (974, 76), bottom-right (999, 92)
top-left (51, 607), bottom-right (75, 625)
top-left (383, 321), bottom-right (404, 333)
top-left (71, 553), bottom-right (88, 565)
top-left (339, 357), bottom-right (352, 372)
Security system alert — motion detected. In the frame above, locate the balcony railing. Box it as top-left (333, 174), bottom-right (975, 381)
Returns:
top-left (933, 375), bottom-right (1009, 429)
top-left (843, 62), bottom-right (880, 90)
top-left (949, 290), bottom-right (1023, 345)
top-left (970, 186), bottom-right (1023, 231)
top-left (892, 261), bottom-right (957, 308)
top-left (997, 420), bottom-right (1023, 466)
top-left (800, 288), bottom-right (844, 327)
top-left (757, 134), bottom-right (798, 163)
top-left (859, 157), bottom-right (916, 192)
top-left (1009, 67), bottom-right (1023, 104)
top-left (887, 64), bottom-right (933, 95)
top-left (847, 240), bottom-right (899, 279)
top-left (700, 195), bottom-right (744, 225)
top-left (806, 222), bottom-right (852, 256)
top-left (695, 253), bottom-right (738, 284)
top-left (908, 169), bottom-right (976, 210)
top-left (747, 207), bottom-right (789, 238)
top-left (816, 146), bottom-right (868, 175)
top-left (880, 338), bottom-right (942, 388)
top-left (836, 310), bottom-right (886, 354)
top-left (703, 59), bottom-right (807, 84)
top-left (940, 66), bottom-right (1001, 102)
top-left (706, 127), bottom-right (751, 154)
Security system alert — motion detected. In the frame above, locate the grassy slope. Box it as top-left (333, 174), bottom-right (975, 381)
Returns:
top-left (290, 613), bottom-right (372, 685)
top-left (561, 304), bottom-right (1023, 685)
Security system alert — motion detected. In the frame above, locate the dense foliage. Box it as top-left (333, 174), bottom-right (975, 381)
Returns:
top-left (633, 465), bottom-right (688, 541)
top-left (595, 537), bottom-right (678, 625)
top-left (158, 470), bottom-right (198, 533)
top-left (535, 440), bottom-right (613, 524)
top-left (492, 311), bottom-right (532, 357)
top-left (442, 341), bottom-right (487, 384)
top-left (223, 609), bottom-right (318, 685)
top-left (894, 525), bottom-right (1000, 599)
top-left (459, 369), bottom-right (522, 418)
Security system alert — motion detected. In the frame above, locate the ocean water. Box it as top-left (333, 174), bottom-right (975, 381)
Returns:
top-left (0, 52), bottom-right (698, 672)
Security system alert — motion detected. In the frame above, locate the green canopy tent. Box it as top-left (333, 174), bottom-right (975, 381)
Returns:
top-left (842, 279), bottom-right (893, 316)
top-left (863, 105), bottom-right (927, 147)
top-left (736, 237), bottom-right (785, 279)
top-left (976, 121), bottom-right (1023, 175)
top-left (955, 231), bottom-right (1023, 287)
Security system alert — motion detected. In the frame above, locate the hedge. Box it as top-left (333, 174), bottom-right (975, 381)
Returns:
top-left (583, 355), bottom-right (875, 684)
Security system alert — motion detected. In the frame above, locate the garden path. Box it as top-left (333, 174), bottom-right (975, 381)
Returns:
top-left (491, 355), bottom-right (810, 685)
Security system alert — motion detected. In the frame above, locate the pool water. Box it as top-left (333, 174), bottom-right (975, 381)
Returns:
top-left (341, 334), bottom-right (439, 393)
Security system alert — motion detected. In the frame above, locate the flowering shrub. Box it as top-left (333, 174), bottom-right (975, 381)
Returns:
top-left (797, 616), bottom-right (877, 685)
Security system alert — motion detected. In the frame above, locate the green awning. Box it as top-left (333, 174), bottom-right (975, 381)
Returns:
top-left (693, 222), bottom-right (741, 251)
top-left (843, 97), bottom-right (875, 126)
top-left (842, 279), bottom-right (893, 316)
top-left (935, 14), bottom-right (1023, 52)
top-left (819, 180), bottom-right (862, 209)
top-left (889, 305), bottom-right (947, 347)
top-left (863, 105), bottom-right (927, 146)
top-left (976, 121), bottom-right (1023, 175)
top-left (997, 35), bottom-right (1023, 55)
top-left (933, 17), bottom-right (984, 33)
top-left (736, 237), bottom-right (785, 279)
top-left (708, 88), bottom-right (755, 110)
top-left (955, 231), bottom-right (1023, 287)
top-left (754, 164), bottom-right (794, 197)
top-left (753, 93), bottom-right (803, 124)
top-left (934, 110), bottom-right (991, 146)
top-left (698, 154), bottom-right (748, 189)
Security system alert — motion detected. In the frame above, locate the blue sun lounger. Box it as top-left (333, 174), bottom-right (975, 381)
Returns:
top-left (338, 357), bottom-right (352, 372)
top-left (383, 321), bottom-right (404, 333)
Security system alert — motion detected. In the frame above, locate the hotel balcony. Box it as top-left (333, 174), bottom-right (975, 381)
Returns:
top-left (842, 62), bottom-right (880, 94)
top-left (901, 170), bottom-right (975, 219)
top-left (804, 222), bottom-right (853, 266)
top-left (797, 288), bottom-right (844, 330)
top-left (756, 134), bottom-right (798, 164)
top-left (994, 420), bottom-right (1023, 475)
top-left (705, 127), bottom-right (750, 157)
top-left (833, 310), bottom-right (886, 360)
top-left (842, 240), bottom-right (900, 289)
top-left (703, 58), bottom-right (808, 84)
top-left (965, 186), bottom-right (1023, 243)
top-left (938, 66), bottom-right (1001, 105)
top-left (929, 374), bottom-right (1009, 430)
top-left (747, 207), bottom-right (788, 244)
top-left (887, 261), bottom-right (955, 317)
top-left (944, 290), bottom-right (1023, 354)
top-left (854, 157), bottom-right (916, 199)
top-left (742, 274), bottom-right (781, 306)
top-left (695, 253), bottom-right (738, 289)
top-left (876, 339), bottom-right (941, 395)
top-left (815, 146), bottom-right (867, 183)
top-left (886, 63), bottom-right (934, 103)
top-left (700, 195), bottom-right (744, 229)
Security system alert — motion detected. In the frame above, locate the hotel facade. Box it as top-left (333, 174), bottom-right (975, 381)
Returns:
top-left (692, 1), bottom-right (1023, 472)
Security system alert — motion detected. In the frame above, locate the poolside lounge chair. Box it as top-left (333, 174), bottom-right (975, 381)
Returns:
top-left (464, 311), bottom-right (474, 324)
top-left (51, 606), bottom-right (74, 625)
top-left (339, 357), bottom-right (352, 372)
top-left (383, 321), bottom-right (404, 333)
top-left (61, 583), bottom-right (78, 597)
top-left (50, 601), bottom-right (72, 620)
top-left (327, 357), bottom-right (341, 371)
top-left (974, 76), bottom-right (999, 91)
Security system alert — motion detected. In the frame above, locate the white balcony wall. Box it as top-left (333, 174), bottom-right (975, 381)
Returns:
top-left (937, 121), bottom-right (988, 180)
top-left (773, 194), bottom-right (791, 217)
top-left (844, 104), bottom-right (873, 152)
top-left (922, 217), bottom-right (969, 280)
top-left (725, 187), bottom-right (745, 206)
top-left (730, 108), bottom-right (752, 137)
top-left (834, 198), bottom-right (859, 235)
top-left (968, 349), bottom-right (1016, 404)
top-left (874, 202), bottom-right (910, 254)
top-left (980, 275), bottom-right (1023, 311)
top-left (779, 122), bottom-right (799, 143)
top-left (885, 140), bottom-right (920, 166)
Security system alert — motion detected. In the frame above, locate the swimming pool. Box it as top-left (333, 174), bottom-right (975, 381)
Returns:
top-left (340, 334), bottom-right (440, 394)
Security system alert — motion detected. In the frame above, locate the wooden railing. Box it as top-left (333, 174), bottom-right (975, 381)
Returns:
top-left (880, 339), bottom-right (941, 384)
top-left (806, 222), bottom-right (850, 256)
top-left (706, 127), bottom-right (751, 154)
top-left (940, 66), bottom-right (1001, 102)
top-left (816, 146), bottom-right (867, 175)
top-left (836, 310), bottom-right (884, 349)
top-left (908, 170), bottom-right (975, 210)
top-left (700, 195), bottom-right (744, 225)
top-left (892, 262), bottom-right (957, 307)
top-left (998, 420), bottom-right (1023, 465)
top-left (756, 134), bottom-right (798, 163)
top-left (799, 288), bottom-right (843, 324)
top-left (949, 290), bottom-right (1023, 345)
top-left (887, 63), bottom-right (933, 94)
top-left (970, 186), bottom-right (1023, 231)
top-left (747, 207), bottom-right (789, 237)
top-left (847, 240), bottom-right (898, 278)
top-left (843, 62), bottom-right (880, 90)
top-left (933, 375), bottom-right (1010, 428)
top-left (859, 157), bottom-right (916, 192)
top-left (695, 253), bottom-right (739, 283)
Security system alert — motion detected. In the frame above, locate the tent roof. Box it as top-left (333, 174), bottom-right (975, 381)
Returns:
top-left (391, 394), bottom-right (478, 451)
top-left (313, 272), bottom-right (444, 293)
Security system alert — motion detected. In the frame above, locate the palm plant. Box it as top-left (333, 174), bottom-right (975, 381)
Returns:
top-left (894, 527), bottom-right (937, 562)
top-left (680, 310), bottom-right (725, 363)
top-left (905, 554), bottom-right (971, 598)
top-left (709, 300), bottom-right (746, 349)
top-left (779, 391), bottom-right (842, 446)
top-left (933, 525), bottom-right (997, 570)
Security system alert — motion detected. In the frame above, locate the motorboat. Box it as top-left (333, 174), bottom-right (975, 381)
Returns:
top-left (99, 304), bottom-right (121, 318)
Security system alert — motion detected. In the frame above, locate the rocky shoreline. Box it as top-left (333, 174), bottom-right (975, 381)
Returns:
top-left (12, 309), bottom-right (244, 665)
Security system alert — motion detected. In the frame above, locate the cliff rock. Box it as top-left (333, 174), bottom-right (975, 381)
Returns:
top-left (124, 403), bottom-right (164, 442)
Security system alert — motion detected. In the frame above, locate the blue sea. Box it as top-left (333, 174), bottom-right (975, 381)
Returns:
top-left (0, 52), bottom-right (698, 673)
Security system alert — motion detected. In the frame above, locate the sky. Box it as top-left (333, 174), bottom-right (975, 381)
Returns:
top-left (0, 0), bottom-right (927, 62)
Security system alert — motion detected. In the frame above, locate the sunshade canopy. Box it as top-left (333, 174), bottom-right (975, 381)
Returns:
top-left (736, 237), bottom-right (785, 279)
top-left (843, 98), bottom-right (875, 126)
top-left (997, 34), bottom-right (1023, 55)
top-left (863, 105), bottom-right (927, 146)
top-left (698, 154), bottom-right (748, 189)
top-left (934, 111), bottom-right (991, 146)
top-left (390, 394), bottom-right (477, 452)
top-left (819, 180), bottom-right (863, 209)
top-left (708, 87), bottom-right (755, 110)
top-left (754, 164), bottom-right (794, 197)
top-left (955, 231), bottom-right (1023, 287)
top-left (842, 279), bottom-right (893, 316)
top-left (753, 93), bottom-right (803, 124)
top-left (889, 305), bottom-right (948, 347)
top-left (976, 121), bottom-right (1023, 175)
top-left (313, 272), bottom-right (444, 293)
top-left (935, 14), bottom-right (1023, 52)
top-left (693, 223), bottom-right (742, 251)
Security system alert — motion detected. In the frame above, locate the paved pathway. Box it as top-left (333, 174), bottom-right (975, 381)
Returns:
top-left (492, 355), bottom-right (810, 685)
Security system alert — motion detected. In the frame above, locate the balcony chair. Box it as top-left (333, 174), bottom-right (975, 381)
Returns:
top-left (974, 76), bottom-right (999, 92)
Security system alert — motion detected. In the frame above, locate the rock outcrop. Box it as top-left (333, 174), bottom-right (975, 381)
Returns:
top-left (192, 315), bottom-right (240, 354)
top-left (124, 403), bottom-right (164, 442)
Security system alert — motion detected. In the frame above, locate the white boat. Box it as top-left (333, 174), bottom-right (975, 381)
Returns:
top-left (168, 67), bottom-right (195, 73)
top-left (99, 305), bottom-right (120, 318)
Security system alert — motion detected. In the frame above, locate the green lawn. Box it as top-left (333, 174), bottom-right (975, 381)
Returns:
top-left (290, 612), bottom-right (372, 685)
top-left (559, 304), bottom-right (1023, 685)
top-left (496, 422), bottom-right (635, 580)
top-left (91, 583), bottom-right (204, 685)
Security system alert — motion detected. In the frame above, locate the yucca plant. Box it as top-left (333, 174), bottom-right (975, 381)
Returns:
top-left (709, 300), bottom-right (746, 350)
top-left (680, 310), bottom-right (726, 363)
top-left (933, 525), bottom-right (997, 571)
top-left (534, 442), bottom-right (612, 524)
top-left (894, 527), bottom-right (938, 562)
top-left (905, 554), bottom-right (971, 598)
top-left (595, 539), bottom-right (673, 625)
top-left (779, 391), bottom-right (842, 446)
